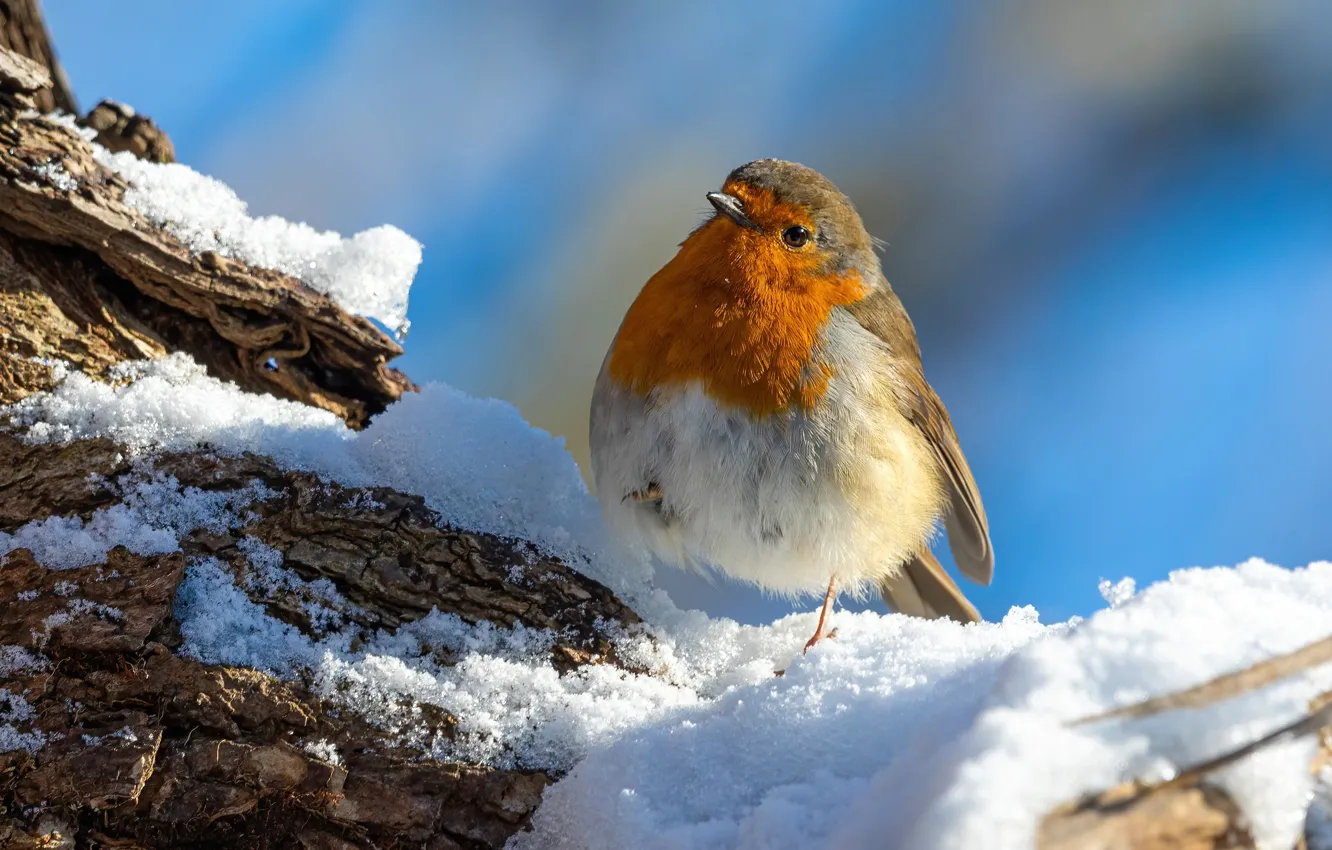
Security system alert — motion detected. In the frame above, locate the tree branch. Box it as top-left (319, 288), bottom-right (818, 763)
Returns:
top-left (0, 0), bottom-right (76, 114)
top-left (1074, 634), bottom-right (1332, 727)
top-left (0, 47), bottom-right (413, 426)
top-left (1040, 634), bottom-right (1332, 849)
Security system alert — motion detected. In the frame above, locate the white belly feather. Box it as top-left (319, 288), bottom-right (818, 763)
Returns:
top-left (590, 320), bottom-right (945, 598)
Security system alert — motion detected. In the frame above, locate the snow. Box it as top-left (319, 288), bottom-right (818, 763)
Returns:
top-left (0, 646), bottom-right (47, 677)
top-left (235, 535), bottom-right (357, 634)
top-left (0, 469), bottom-right (275, 571)
top-left (301, 738), bottom-right (343, 767)
top-left (6, 357), bottom-right (1332, 848)
top-left (93, 148), bottom-right (420, 337)
top-left (1098, 575), bottom-right (1137, 607)
top-left (4, 145), bottom-right (1331, 843)
top-left (516, 565), bottom-right (1332, 850)
top-left (0, 646), bottom-right (46, 753)
top-left (31, 159), bottom-right (78, 192)
top-left (174, 554), bottom-right (699, 770)
top-left (820, 562), bottom-right (1332, 850)
top-left (6, 353), bottom-right (656, 612)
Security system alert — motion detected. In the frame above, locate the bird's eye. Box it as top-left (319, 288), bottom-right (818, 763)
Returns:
top-left (782, 225), bottom-right (810, 248)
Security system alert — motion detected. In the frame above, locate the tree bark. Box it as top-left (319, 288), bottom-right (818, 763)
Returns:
top-left (0, 24), bottom-right (622, 848)
top-left (0, 57), bottom-right (412, 427)
top-left (0, 435), bottom-right (640, 849)
top-left (0, 0), bottom-right (76, 114)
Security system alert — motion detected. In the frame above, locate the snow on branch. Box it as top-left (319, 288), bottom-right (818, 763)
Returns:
top-left (0, 46), bottom-right (415, 427)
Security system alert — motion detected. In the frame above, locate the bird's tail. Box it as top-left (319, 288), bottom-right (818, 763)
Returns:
top-left (879, 549), bottom-right (981, 623)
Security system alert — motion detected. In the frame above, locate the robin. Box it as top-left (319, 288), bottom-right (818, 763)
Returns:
top-left (589, 159), bottom-right (993, 651)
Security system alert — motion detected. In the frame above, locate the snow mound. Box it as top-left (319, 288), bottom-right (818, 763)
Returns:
top-left (94, 149), bottom-right (420, 337)
top-left (6, 359), bottom-right (1332, 849)
top-left (517, 562), bottom-right (1332, 850)
top-left (5, 353), bottom-right (656, 611)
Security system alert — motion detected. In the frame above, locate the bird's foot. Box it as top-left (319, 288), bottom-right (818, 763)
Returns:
top-left (776, 629), bottom-right (839, 675)
top-left (802, 626), bottom-right (838, 655)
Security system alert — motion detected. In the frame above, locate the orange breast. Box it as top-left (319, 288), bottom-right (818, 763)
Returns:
top-left (607, 217), bottom-right (867, 416)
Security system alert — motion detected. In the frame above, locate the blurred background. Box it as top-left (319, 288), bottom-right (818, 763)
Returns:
top-left (45, 0), bottom-right (1332, 625)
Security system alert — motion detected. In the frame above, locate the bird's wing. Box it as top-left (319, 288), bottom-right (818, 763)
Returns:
top-left (880, 549), bottom-right (981, 622)
top-left (845, 288), bottom-right (994, 586)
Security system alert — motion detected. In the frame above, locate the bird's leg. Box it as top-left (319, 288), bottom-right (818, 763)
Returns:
top-left (803, 577), bottom-right (839, 654)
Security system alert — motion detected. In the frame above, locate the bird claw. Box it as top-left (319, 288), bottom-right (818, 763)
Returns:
top-left (801, 627), bottom-right (839, 655)
top-left (780, 628), bottom-right (841, 674)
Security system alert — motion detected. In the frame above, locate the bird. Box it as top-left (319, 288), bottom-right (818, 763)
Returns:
top-left (589, 159), bottom-right (992, 652)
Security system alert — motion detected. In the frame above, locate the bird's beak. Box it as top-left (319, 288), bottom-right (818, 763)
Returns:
top-left (706, 192), bottom-right (760, 230)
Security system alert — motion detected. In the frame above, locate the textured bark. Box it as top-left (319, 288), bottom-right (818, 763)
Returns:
top-left (0, 28), bottom-right (598, 845)
top-left (0, 48), bottom-right (412, 427)
top-left (0, 0), bottom-right (76, 114)
top-left (0, 434), bottom-right (643, 848)
top-left (80, 99), bottom-right (176, 163)
top-left (0, 229), bottom-right (168, 403)
top-left (1039, 781), bottom-right (1256, 850)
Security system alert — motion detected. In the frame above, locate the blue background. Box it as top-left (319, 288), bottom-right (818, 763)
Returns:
top-left (46, 0), bottom-right (1332, 625)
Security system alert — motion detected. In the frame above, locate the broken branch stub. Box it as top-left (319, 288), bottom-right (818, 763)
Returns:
top-left (80, 99), bottom-right (176, 163)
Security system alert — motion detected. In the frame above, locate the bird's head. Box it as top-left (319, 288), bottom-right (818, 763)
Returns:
top-left (607, 160), bottom-right (880, 415)
top-left (699, 158), bottom-right (881, 291)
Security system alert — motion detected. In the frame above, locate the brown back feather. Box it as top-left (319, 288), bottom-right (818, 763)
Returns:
top-left (845, 288), bottom-right (994, 586)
